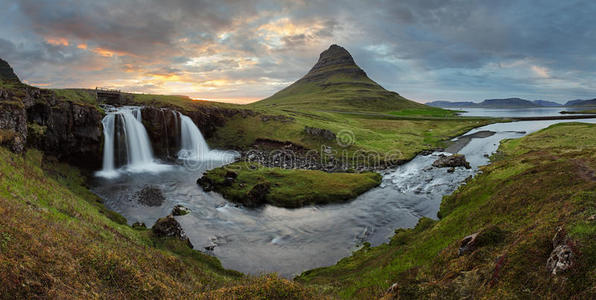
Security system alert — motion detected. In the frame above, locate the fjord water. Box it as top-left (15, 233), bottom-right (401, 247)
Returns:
top-left (454, 106), bottom-right (590, 117)
top-left (92, 109), bottom-right (596, 277)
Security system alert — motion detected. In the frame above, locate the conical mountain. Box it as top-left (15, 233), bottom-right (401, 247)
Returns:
top-left (0, 58), bottom-right (20, 82)
top-left (254, 45), bottom-right (425, 112)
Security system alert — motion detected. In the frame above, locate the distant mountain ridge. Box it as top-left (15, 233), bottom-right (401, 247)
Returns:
top-left (428, 97), bottom-right (596, 108)
top-left (564, 99), bottom-right (596, 106)
top-left (254, 44), bottom-right (427, 112)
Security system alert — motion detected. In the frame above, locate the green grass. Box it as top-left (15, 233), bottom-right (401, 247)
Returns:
top-left (209, 109), bottom-right (494, 162)
top-left (200, 162), bottom-right (382, 208)
top-left (129, 93), bottom-right (234, 111)
top-left (297, 123), bottom-right (596, 299)
top-left (52, 89), bottom-right (97, 106)
top-left (388, 107), bottom-right (460, 118)
top-left (0, 147), bottom-right (321, 298)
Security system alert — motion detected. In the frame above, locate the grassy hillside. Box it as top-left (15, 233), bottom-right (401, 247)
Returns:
top-left (252, 73), bottom-right (423, 112)
top-left (209, 110), bottom-right (493, 161)
top-left (297, 122), bottom-right (596, 299)
top-left (0, 147), bottom-right (319, 299)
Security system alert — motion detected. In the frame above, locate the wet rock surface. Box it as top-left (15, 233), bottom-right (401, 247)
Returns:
top-left (197, 177), bottom-right (214, 192)
top-left (433, 154), bottom-right (471, 169)
top-left (172, 205), bottom-right (191, 216)
top-left (133, 186), bottom-right (165, 207)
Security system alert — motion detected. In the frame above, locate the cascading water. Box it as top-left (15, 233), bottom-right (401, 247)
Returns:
top-left (96, 106), bottom-right (169, 178)
top-left (120, 108), bottom-right (154, 169)
top-left (176, 112), bottom-right (238, 162)
top-left (97, 114), bottom-right (117, 178)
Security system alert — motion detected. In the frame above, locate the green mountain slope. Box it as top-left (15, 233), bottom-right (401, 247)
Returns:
top-left (253, 45), bottom-right (426, 112)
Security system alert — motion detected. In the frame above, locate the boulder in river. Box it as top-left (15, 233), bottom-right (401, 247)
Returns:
top-left (152, 215), bottom-right (193, 248)
top-left (133, 186), bottom-right (165, 207)
top-left (172, 205), bottom-right (191, 216)
top-left (433, 154), bottom-right (471, 169)
top-left (197, 176), bottom-right (214, 192)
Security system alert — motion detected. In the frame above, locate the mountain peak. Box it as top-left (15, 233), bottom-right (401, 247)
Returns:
top-left (308, 44), bottom-right (356, 73)
top-left (0, 58), bottom-right (20, 82)
top-left (255, 44), bottom-right (426, 112)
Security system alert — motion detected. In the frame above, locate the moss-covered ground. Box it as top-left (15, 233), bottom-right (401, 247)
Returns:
top-left (201, 162), bottom-right (382, 208)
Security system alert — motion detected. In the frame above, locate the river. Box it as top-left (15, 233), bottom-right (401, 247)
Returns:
top-left (91, 108), bottom-right (596, 277)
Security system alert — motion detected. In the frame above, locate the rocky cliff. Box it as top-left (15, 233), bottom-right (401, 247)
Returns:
top-left (0, 82), bottom-right (104, 169)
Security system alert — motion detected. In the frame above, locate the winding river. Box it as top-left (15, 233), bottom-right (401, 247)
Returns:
top-left (91, 108), bottom-right (596, 277)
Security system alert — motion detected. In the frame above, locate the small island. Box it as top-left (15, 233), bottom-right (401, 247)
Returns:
top-left (198, 162), bottom-right (382, 208)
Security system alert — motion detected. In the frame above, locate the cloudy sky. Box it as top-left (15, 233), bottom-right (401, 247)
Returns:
top-left (1, 0), bottom-right (595, 103)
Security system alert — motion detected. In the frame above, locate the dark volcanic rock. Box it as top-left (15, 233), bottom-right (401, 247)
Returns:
top-left (433, 154), bottom-right (471, 169)
top-left (26, 97), bottom-right (103, 169)
top-left (0, 101), bottom-right (27, 153)
top-left (304, 126), bottom-right (336, 141)
top-left (152, 215), bottom-right (193, 248)
top-left (197, 176), bottom-right (214, 192)
top-left (134, 186), bottom-right (165, 207)
top-left (245, 182), bottom-right (271, 207)
top-left (172, 205), bottom-right (190, 216)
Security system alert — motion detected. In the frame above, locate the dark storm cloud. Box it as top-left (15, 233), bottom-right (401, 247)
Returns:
top-left (0, 0), bottom-right (595, 101)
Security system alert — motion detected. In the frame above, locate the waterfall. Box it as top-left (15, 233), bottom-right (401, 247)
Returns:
top-left (96, 106), bottom-right (169, 178)
top-left (120, 108), bottom-right (154, 168)
top-left (177, 112), bottom-right (238, 162)
top-left (97, 114), bottom-right (117, 178)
